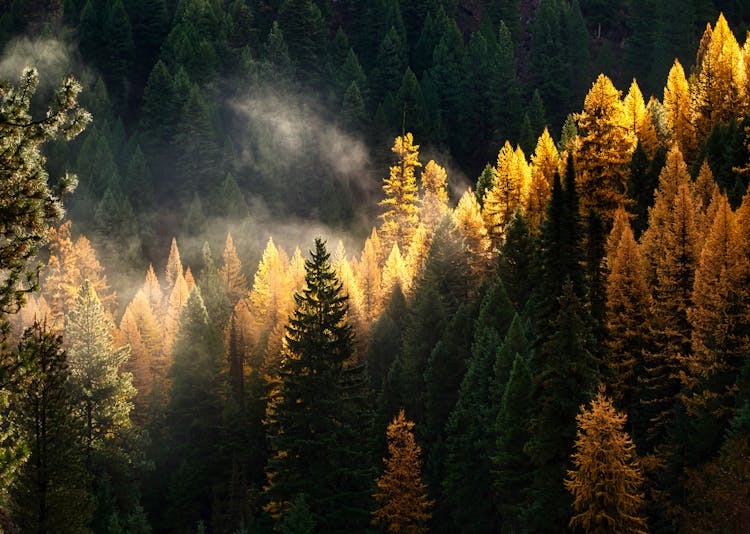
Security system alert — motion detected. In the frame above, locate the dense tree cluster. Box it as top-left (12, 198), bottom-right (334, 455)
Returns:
top-left (2, 4), bottom-right (750, 533)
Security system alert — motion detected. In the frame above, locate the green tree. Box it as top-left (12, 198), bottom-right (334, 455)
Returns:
top-left (264, 239), bottom-right (374, 532)
top-left (7, 323), bottom-right (94, 532)
top-left (0, 69), bottom-right (89, 320)
top-left (277, 0), bottom-right (328, 83)
top-left (162, 289), bottom-right (226, 530)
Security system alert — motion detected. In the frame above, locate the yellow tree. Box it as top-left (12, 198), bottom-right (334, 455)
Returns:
top-left (118, 302), bottom-right (151, 420)
top-left (606, 206), bottom-right (632, 269)
top-left (622, 79), bottom-right (658, 157)
top-left (184, 266), bottom-right (196, 293)
top-left (164, 269), bottom-right (191, 356)
top-left (164, 237), bottom-right (183, 294)
top-left (606, 219), bottom-right (653, 412)
top-left (333, 241), bottom-right (365, 338)
top-left (575, 74), bottom-right (635, 222)
top-left (381, 244), bottom-right (409, 301)
top-left (142, 264), bottom-right (163, 316)
top-left (288, 247), bottom-right (306, 294)
top-left (219, 232), bottom-right (248, 306)
top-left (692, 160), bottom-right (718, 218)
top-left (483, 141), bottom-right (527, 247)
top-left (685, 194), bottom-right (746, 435)
top-left (380, 133), bottom-right (421, 252)
top-left (691, 14), bottom-right (744, 140)
top-left (372, 409), bottom-right (433, 533)
top-left (526, 128), bottom-right (558, 234)
top-left (663, 60), bottom-right (697, 160)
top-left (356, 228), bottom-right (384, 323)
top-left (565, 387), bottom-right (647, 534)
top-left (420, 160), bottom-right (449, 231)
top-left (453, 189), bottom-right (492, 280)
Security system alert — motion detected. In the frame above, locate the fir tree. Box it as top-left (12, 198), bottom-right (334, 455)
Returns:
top-left (264, 239), bottom-right (374, 532)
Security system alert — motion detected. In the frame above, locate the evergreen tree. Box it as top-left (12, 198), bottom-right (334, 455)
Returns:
top-left (264, 239), bottom-right (374, 532)
top-left (277, 0), bottom-right (328, 83)
top-left (7, 323), bottom-right (94, 532)
top-left (372, 409), bottom-right (433, 533)
top-left (162, 289), bottom-right (226, 530)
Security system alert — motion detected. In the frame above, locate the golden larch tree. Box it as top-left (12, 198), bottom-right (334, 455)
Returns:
top-left (142, 264), bottom-right (163, 316)
top-left (663, 60), bottom-right (697, 160)
top-left (219, 232), bottom-right (249, 306)
top-left (184, 266), bottom-right (196, 293)
top-left (333, 241), bottom-right (365, 338)
top-left (381, 244), bottom-right (409, 301)
top-left (372, 409), bottom-right (433, 533)
top-left (288, 247), bottom-right (306, 294)
top-left (420, 160), bottom-right (449, 231)
top-left (691, 14), bottom-right (744, 140)
top-left (692, 160), bottom-right (719, 219)
top-left (482, 141), bottom-right (528, 247)
top-left (565, 387), bottom-right (647, 534)
top-left (574, 73), bottom-right (635, 222)
top-left (164, 237), bottom-right (183, 294)
top-left (404, 224), bottom-right (430, 296)
top-left (453, 189), bottom-right (493, 280)
top-left (606, 219), bottom-right (653, 411)
top-left (685, 194), bottom-right (746, 424)
top-left (164, 269), bottom-right (191, 356)
top-left (622, 79), bottom-right (658, 157)
top-left (356, 228), bottom-right (384, 323)
top-left (380, 133), bottom-right (422, 252)
top-left (526, 128), bottom-right (558, 233)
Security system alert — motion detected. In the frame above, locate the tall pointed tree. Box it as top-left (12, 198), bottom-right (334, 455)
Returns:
top-left (372, 409), bottom-right (433, 534)
top-left (264, 239), bottom-right (374, 531)
top-left (380, 133), bottom-right (422, 253)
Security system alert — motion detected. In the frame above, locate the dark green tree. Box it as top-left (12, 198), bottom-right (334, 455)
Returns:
top-left (7, 323), bottom-right (94, 532)
top-left (277, 0), bottom-right (328, 83)
top-left (264, 239), bottom-right (374, 532)
top-left (162, 289), bottom-right (227, 530)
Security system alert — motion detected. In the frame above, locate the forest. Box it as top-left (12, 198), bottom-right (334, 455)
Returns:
top-left (1, 0), bottom-right (750, 532)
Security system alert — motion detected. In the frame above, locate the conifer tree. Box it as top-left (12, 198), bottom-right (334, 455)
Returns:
top-left (452, 189), bottom-right (493, 281)
top-left (372, 409), bottom-right (433, 534)
top-left (357, 228), bottom-right (384, 324)
top-left (622, 79), bottom-right (658, 158)
top-left (483, 141), bottom-right (529, 247)
top-left (565, 387), bottom-right (647, 534)
top-left (163, 289), bottom-right (226, 529)
top-left (264, 239), bottom-right (373, 531)
top-left (420, 160), bottom-right (449, 231)
top-left (7, 323), bottom-right (94, 531)
top-left (575, 74), bottom-right (635, 222)
top-left (663, 60), bottom-right (697, 160)
top-left (219, 233), bottom-right (249, 306)
top-left (0, 68), bottom-right (89, 321)
top-left (380, 133), bottom-right (422, 253)
top-left (526, 128), bottom-right (558, 233)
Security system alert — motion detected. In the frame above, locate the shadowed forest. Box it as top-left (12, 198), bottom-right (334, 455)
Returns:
top-left (1, 1), bottom-right (750, 532)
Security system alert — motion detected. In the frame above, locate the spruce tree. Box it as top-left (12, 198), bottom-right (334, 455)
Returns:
top-left (264, 239), bottom-right (374, 532)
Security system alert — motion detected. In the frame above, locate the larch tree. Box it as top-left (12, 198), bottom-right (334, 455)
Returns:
top-left (219, 233), bottom-right (249, 307)
top-left (622, 79), bottom-right (658, 158)
top-left (691, 14), bottom-right (744, 141)
top-left (142, 264), bottom-right (163, 316)
top-left (264, 238), bottom-right (373, 531)
top-left (372, 409), bottom-right (433, 534)
top-left (685, 194), bottom-right (747, 458)
top-left (575, 73), bottom-right (635, 222)
top-left (526, 127), bottom-right (558, 234)
top-left (404, 224), bottom-right (431, 297)
top-left (663, 60), bottom-right (696, 160)
top-left (483, 141), bottom-right (529, 248)
top-left (356, 228), bottom-right (384, 324)
top-left (163, 268), bottom-right (191, 357)
top-left (453, 189), bottom-right (493, 281)
top-left (565, 387), bottom-right (647, 534)
top-left (381, 244), bottom-right (408, 301)
top-left (380, 133), bottom-right (422, 252)
top-left (606, 217), bottom-right (653, 425)
top-left (419, 160), bottom-right (449, 231)
top-left (164, 237), bottom-right (183, 294)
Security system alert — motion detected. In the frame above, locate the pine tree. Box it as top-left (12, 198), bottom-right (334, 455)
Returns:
top-left (372, 409), bottom-right (433, 533)
top-left (7, 323), bottom-right (94, 531)
top-left (380, 133), bottom-right (422, 253)
top-left (163, 289), bottom-right (226, 529)
top-left (565, 387), bottom-right (647, 534)
top-left (0, 69), bottom-right (89, 321)
top-left (264, 239), bottom-right (374, 531)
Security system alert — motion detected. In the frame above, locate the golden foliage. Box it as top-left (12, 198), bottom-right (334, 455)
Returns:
top-left (453, 189), bottom-right (493, 280)
top-left (219, 232), bottom-right (249, 305)
top-left (482, 141), bottom-right (528, 246)
top-left (372, 409), bottom-right (433, 533)
top-left (380, 133), bottom-right (422, 252)
top-left (420, 160), bottom-right (449, 231)
top-left (663, 60), bottom-right (697, 159)
top-left (565, 387), bottom-right (647, 534)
